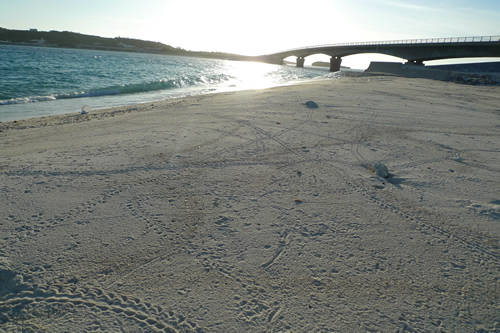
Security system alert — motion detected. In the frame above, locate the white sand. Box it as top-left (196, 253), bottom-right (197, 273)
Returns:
top-left (1, 76), bottom-right (499, 332)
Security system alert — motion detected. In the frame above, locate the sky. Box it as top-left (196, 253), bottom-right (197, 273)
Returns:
top-left (2, 0), bottom-right (500, 68)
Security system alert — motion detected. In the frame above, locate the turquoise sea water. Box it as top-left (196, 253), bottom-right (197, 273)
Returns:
top-left (0, 45), bottom-right (341, 122)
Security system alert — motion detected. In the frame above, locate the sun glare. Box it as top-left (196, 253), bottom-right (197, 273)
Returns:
top-left (140, 0), bottom-right (356, 56)
top-left (224, 61), bottom-right (279, 89)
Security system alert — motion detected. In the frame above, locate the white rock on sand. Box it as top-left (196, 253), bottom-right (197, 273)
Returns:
top-left (0, 76), bottom-right (499, 332)
top-left (81, 105), bottom-right (91, 114)
top-left (370, 163), bottom-right (389, 178)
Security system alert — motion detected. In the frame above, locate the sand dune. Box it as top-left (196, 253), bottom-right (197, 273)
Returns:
top-left (1, 76), bottom-right (499, 332)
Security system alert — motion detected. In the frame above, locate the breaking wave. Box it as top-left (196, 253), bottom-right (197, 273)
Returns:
top-left (0, 75), bottom-right (232, 105)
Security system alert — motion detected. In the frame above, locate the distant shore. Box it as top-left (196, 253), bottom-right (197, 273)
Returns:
top-left (0, 28), bottom-right (258, 62)
top-left (0, 40), bottom-right (257, 62)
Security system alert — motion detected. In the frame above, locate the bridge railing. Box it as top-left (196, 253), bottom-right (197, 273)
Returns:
top-left (280, 35), bottom-right (500, 53)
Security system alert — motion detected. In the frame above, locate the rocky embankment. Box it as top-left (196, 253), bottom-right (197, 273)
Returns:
top-left (431, 62), bottom-right (500, 85)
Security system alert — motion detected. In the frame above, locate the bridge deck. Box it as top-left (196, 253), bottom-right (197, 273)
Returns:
top-left (257, 35), bottom-right (500, 71)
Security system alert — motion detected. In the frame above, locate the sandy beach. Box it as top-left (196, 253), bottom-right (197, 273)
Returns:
top-left (1, 75), bottom-right (499, 332)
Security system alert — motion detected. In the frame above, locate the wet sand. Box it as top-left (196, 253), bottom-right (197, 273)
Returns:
top-left (1, 76), bottom-right (499, 332)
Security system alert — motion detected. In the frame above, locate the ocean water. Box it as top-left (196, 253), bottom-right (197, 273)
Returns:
top-left (0, 45), bottom-right (342, 122)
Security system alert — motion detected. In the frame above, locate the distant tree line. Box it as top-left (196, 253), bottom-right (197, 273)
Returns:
top-left (0, 28), bottom-right (255, 61)
top-left (0, 27), bottom-right (183, 52)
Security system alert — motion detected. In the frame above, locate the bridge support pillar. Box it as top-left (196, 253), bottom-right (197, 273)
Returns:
top-left (406, 60), bottom-right (424, 66)
top-left (330, 57), bottom-right (342, 72)
top-left (296, 57), bottom-right (305, 68)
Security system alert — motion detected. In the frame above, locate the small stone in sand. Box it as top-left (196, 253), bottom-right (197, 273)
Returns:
top-left (370, 163), bottom-right (389, 178)
top-left (81, 105), bottom-right (91, 114)
top-left (305, 101), bottom-right (319, 109)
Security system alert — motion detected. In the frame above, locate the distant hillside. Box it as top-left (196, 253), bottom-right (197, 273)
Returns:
top-left (0, 27), bottom-right (254, 61)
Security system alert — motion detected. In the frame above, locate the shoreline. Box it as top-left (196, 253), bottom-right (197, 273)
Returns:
top-left (1, 76), bottom-right (499, 331)
top-left (0, 65), bottom-right (338, 124)
top-left (2, 62), bottom-right (499, 124)
top-left (0, 73), bottom-right (346, 127)
top-left (2, 65), bottom-right (499, 125)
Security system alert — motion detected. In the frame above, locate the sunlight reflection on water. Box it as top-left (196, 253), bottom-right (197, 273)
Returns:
top-left (224, 61), bottom-right (280, 90)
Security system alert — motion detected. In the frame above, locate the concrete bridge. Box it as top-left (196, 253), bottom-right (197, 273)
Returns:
top-left (256, 36), bottom-right (500, 71)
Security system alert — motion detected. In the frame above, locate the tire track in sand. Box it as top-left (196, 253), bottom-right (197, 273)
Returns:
top-left (0, 283), bottom-right (199, 332)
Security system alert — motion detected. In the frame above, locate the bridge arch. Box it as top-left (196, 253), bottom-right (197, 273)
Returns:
top-left (285, 52), bottom-right (406, 70)
top-left (257, 36), bottom-right (500, 71)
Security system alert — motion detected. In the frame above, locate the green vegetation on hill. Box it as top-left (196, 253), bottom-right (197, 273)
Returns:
top-left (0, 27), bottom-right (255, 61)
